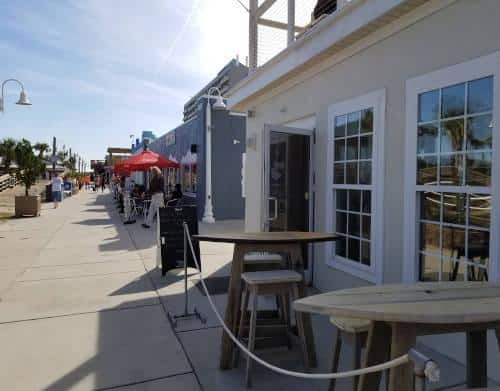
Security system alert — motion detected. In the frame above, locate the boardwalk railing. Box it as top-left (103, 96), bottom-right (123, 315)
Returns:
top-left (0, 173), bottom-right (18, 192)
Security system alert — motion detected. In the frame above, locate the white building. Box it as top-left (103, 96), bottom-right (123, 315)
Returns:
top-left (228, 0), bottom-right (500, 383)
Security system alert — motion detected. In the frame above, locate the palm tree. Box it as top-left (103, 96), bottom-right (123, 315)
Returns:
top-left (0, 138), bottom-right (17, 173)
top-left (33, 142), bottom-right (50, 159)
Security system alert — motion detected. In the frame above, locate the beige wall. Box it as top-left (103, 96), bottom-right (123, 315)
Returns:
top-left (242, 0), bottom-right (500, 375)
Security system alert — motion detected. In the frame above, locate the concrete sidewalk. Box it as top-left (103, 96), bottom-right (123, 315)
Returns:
top-left (0, 191), bottom-right (198, 390)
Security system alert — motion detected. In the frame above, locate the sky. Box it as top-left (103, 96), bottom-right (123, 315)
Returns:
top-left (0, 0), bottom-right (249, 163)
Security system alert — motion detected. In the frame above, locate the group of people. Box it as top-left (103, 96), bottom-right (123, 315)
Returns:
top-left (113, 166), bottom-right (183, 229)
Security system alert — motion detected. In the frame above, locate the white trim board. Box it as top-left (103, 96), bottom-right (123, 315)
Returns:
top-left (403, 51), bottom-right (500, 283)
top-left (326, 89), bottom-right (386, 284)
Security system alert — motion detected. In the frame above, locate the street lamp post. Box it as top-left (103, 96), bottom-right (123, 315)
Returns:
top-left (202, 87), bottom-right (227, 223)
top-left (0, 79), bottom-right (32, 113)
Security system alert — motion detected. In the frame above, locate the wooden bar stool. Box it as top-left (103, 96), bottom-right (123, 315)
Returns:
top-left (234, 270), bottom-right (309, 387)
top-left (328, 317), bottom-right (388, 391)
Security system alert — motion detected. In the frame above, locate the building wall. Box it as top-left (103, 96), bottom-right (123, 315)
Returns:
top-left (148, 100), bottom-right (246, 221)
top-left (241, 0), bottom-right (500, 375)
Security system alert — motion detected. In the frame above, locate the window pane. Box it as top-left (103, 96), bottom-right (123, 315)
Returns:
top-left (348, 190), bottom-right (361, 211)
top-left (440, 153), bottom-right (464, 186)
top-left (417, 123), bottom-right (439, 154)
top-left (420, 222), bottom-right (440, 254)
top-left (359, 161), bottom-right (372, 185)
top-left (420, 191), bottom-right (440, 222)
top-left (347, 238), bottom-right (360, 262)
top-left (361, 215), bottom-right (371, 239)
top-left (467, 229), bottom-right (489, 281)
top-left (466, 152), bottom-right (491, 186)
top-left (346, 162), bottom-right (358, 184)
top-left (346, 137), bottom-right (359, 160)
top-left (348, 214), bottom-right (360, 237)
top-left (443, 192), bottom-right (466, 225)
top-left (335, 236), bottom-right (346, 257)
top-left (360, 135), bottom-right (372, 159)
top-left (441, 119), bottom-right (465, 153)
top-left (418, 89), bottom-right (439, 122)
top-left (361, 241), bottom-right (370, 266)
top-left (347, 111), bottom-right (360, 136)
top-left (335, 115), bottom-right (346, 138)
top-left (336, 212), bottom-right (347, 234)
top-left (360, 108), bottom-right (373, 134)
top-left (466, 114), bottom-right (492, 151)
top-left (334, 139), bottom-right (346, 161)
top-left (420, 254), bottom-right (440, 281)
top-left (441, 83), bottom-right (465, 118)
top-left (417, 155), bottom-right (437, 185)
top-left (362, 191), bottom-right (371, 213)
top-left (468, 76), bottom-right (493, 114)
top-left (336, 189), bottom-right (347, 210)
top-left (442, 226), bottom-right (466, 260)
top-left (469, 194), bottom-right (491, 228)
top-left (334, 163), bottom-right (345, 184)
top-left (444, 260), bottom-right (465, 281)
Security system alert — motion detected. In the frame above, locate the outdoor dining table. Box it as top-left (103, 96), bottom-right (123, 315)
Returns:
top-left (193, 231), bottom-right (338, 370)
top-left (294, 281), bottom-right (500, 391)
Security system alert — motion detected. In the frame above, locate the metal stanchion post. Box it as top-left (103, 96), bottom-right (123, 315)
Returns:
top-left (167, 222), bottom-right (206, 328)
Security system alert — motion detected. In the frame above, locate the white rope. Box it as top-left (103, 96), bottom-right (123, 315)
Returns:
top-left (183, 223), bottom-right (410, 380)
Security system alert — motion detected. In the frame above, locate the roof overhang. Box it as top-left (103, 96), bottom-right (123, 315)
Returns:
top-left (228, 0), bottom-right (434, 111)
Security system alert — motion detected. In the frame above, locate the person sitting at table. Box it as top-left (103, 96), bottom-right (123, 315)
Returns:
top-left (166, 183), bottom-right (183, 206)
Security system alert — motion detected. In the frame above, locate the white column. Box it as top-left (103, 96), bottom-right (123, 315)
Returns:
top-left (287, 0), bottom-right (295, 46)
top-left (249, 0), bottom-right (258, 70)
top-left (202, 98), bottom-right (215, 223)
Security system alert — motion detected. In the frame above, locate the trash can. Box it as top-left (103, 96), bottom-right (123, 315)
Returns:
top-left (46, 184), bottom-right (53, 202)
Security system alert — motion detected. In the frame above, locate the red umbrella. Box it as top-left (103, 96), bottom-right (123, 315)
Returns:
top-left (120, 150), bottom-right (179, 172)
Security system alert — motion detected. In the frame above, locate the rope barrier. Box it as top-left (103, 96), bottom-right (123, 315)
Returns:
top-left (182, 223), bottom-right (417, 380)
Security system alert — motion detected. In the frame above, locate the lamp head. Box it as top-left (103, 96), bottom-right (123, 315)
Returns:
top-left (212, 95), bottom-right (227, 111)
top-left (16, 90), bottom-right (31, 106)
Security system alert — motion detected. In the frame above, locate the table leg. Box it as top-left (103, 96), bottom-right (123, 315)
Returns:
top-left (290, 244), bottom-right (317, 368)
top-left (388, 323), bottom-right (416, 391)
top-left (219, 244), bottom-right (246, 370)
top-left (358, 321), bottom-right (391, 391)
top-left (466, 330), bottom-right (487, 388)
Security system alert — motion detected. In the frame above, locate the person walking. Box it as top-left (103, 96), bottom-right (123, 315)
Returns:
top-left (142, 166), bottom-right (164, 229)
top-left (51, 172), bottom-right (63, 209)
top-left (101, 175), bottom-right (106, 192)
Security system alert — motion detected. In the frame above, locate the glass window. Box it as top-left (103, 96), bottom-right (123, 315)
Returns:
top-left (441, 83), bottom-right (465, 118)
top-left (332, 101), bottom-right (378, 272)
top-left (418, 191), bottom-right (490, 282)
top-left (468, 77), bottom-right (493, 114)
top-left (418, 89), bottom-right (439, 122)
top-left (416, 77), bottom-right (493, 189)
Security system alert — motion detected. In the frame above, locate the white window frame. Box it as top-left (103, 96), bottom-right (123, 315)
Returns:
top-left (404, 51), bottom-right (500, 283)
top-left (326, 89), bottom-right (385, 283)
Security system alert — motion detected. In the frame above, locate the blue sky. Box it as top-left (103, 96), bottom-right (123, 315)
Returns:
top-left (0, 0), bottom-right (248, 162)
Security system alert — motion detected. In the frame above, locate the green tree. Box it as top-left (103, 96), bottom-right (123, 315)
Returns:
top-left (33, 142), bottom-right (50, 159)
top-left (0, 138), bottom-right (17, 173)
top-left (14, 139), bottom-right (44, 196)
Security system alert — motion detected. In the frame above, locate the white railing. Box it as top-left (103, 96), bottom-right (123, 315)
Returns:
top-left (0, 173), bottom-right (18, 192)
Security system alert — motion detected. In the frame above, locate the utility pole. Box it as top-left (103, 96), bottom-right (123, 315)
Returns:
top-left (50, 136), bottom-right (57, 179)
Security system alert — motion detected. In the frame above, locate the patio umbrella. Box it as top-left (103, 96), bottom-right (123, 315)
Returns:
top-left (120, 150), bottom-right (179, 172)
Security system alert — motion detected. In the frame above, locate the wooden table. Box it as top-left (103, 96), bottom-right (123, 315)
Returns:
top-left (294, 282), bottom-right (500, 391)
top-left (193, 231), bottom-right (338, 370)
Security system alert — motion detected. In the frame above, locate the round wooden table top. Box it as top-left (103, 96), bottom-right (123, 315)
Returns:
top-left (294, 282), bottom-right (500, 324)
top-left (193, 231), bottom-right (338, 244)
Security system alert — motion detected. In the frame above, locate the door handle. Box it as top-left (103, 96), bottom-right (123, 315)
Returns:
top-left (269, 197), bottom-right (278, 221)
